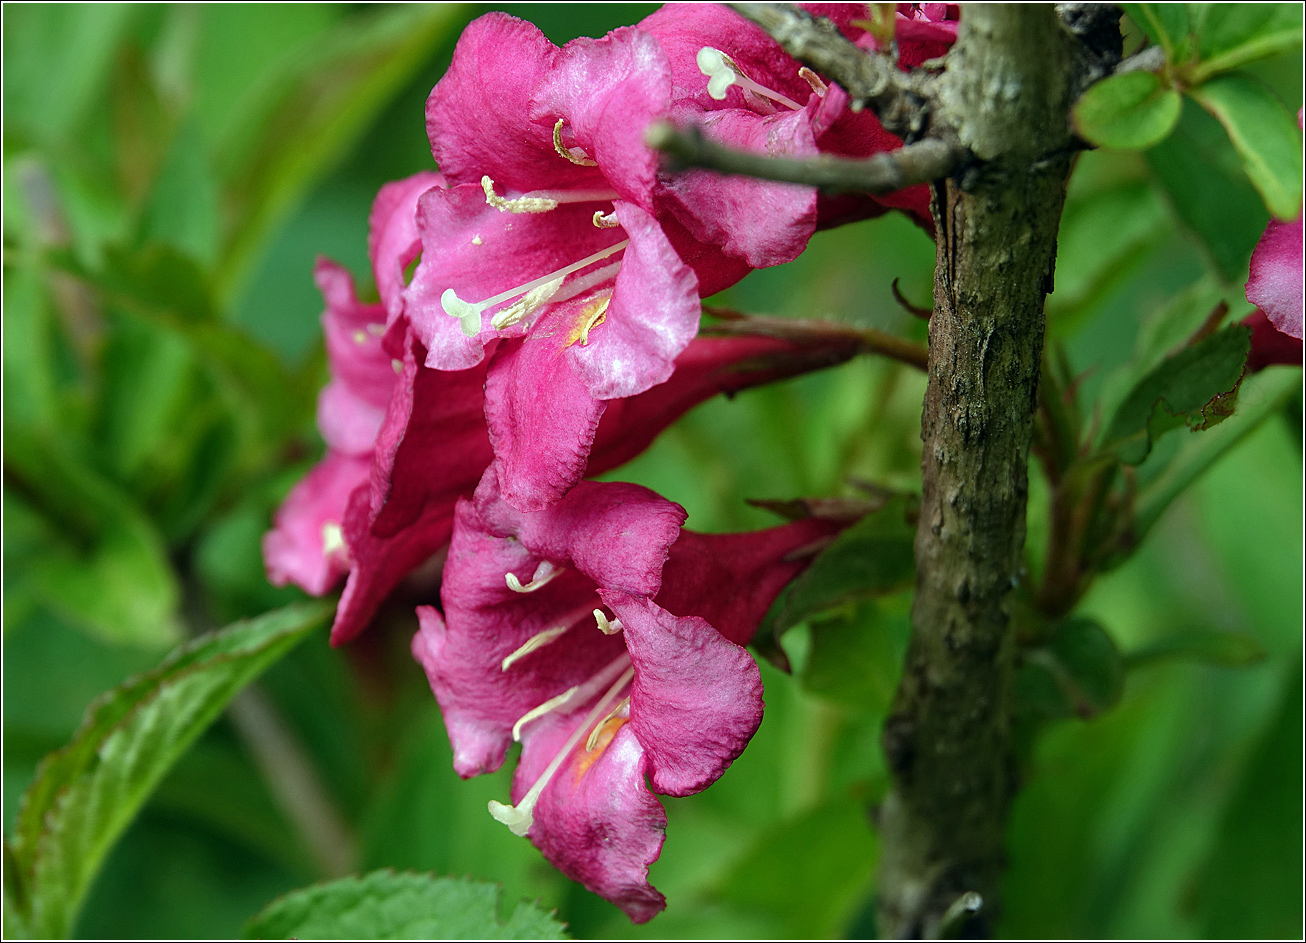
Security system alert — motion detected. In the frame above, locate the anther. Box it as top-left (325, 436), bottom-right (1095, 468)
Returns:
top-left (366, 322), bottom-right (386, 336)
top-left (509, 651), bottom-right (631, 740)
top-left (554, 119), bottom-right (598, 167)
top-left (490, 277), bottom-right (562, 331)
top-left (585, 697), bottom-right (630, 752)
top-left (512, 686), bottom-right (577, 741)
top-left (352, 330), bottom-right (368, 344)
top-left (482, 176), bottom-right (618, 214)
top-left (592, 210), bottom-right (619, 229)
top-left (798, 67), bottom-right (828, 97)
top-left (321, 522), bottom-right (347, 557)
top-left (697, 46), bottom-right (803, 110)
top-left (391, 359), bottom-right (403, 374)
top-left (506, 560), bottom-right (563, 594)
top-left (593, 608), bottom-right (623, 635)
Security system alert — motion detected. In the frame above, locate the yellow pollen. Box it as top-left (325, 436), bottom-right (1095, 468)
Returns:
top-left (352, 329), bottom-right (368, 344)
top-left (391, 359), bottom-right (403, 374)
top-left (472, 235), bottom-right (483, 245)
top-left (592, 210), bottom-right (620, 229)
top-left (482, 176), bottom-right (559, 214)
top-left (321, 522), bottom-right (347, 557)
top-left (566, 296), bottom-right (611, 348)
top-left (554, 118), bottom-right (598, 166)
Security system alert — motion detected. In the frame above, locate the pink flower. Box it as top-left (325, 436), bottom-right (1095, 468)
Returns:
top-left (1243, 309), bottom-right (1303, 371)
top-left (328, 327), bottom-right (869, 644)
top-left (262, 173), bottom-right (440, 596)
top-left (411, 469), bottom-right (841, 921)
top-left (1245, 210), bottom-right (1304, 343)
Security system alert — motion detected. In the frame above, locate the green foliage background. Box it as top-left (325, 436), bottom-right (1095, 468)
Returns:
top-left (3, 4), bottom-right (1302, 939)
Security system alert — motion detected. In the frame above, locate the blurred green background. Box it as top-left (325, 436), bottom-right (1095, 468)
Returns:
top-left (3, 3), bottom-right (1301, 939)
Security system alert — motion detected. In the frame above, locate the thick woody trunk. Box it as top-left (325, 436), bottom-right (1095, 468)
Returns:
top-left (876, 6), bottom-right (1078, 937)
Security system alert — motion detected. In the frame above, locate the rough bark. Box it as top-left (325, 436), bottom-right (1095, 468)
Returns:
top-left (876, 6), bottom-right (1079, 938)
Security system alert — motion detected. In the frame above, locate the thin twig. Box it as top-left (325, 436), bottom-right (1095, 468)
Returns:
top-left (703, 305), bottom-right (929, 371)
top-left (648, 122), bottom-right (962, 194)
top-left (729, 2), bottom-right (932, 139)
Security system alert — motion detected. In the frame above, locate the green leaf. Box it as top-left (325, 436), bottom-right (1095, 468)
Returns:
top-left (800, 597), bottom-right (911, 712)
top-left (1021, 618), bottom-right (1125, 719)
top-left (1100, 324), bottom-right (1251, 465)
top-left (759, 496), bottom-right (916, 649)
top-left (4, 423), bottom-right (182, 647)
top-left (244, 871), bottom-right (568, 940)
top-left (3, 601), bottom-right (329, 939)
top-left (1191, 4), bottom-right (1303, 83)
top-left (1073, 72), bottom-right (1182, 150)
top-left (1188, 73), bottom-right (1304, 220)
top-left (1133, 365), bottom-right (1301, 538)
top-left (1121, 3), bottom-right (1191, 59)
top-left (1125, 628), bottom-right (1266, 669)
top-left (1146, 97), bottom-right (1270, 280)
top-left (215, 3), bottom-right (469, 305)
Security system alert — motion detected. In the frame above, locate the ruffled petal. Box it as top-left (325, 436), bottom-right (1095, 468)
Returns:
top-left (607, 592), bottom-right (764, 797)
top-left (567, 201), bottom-right (700, 400)
top-left (484, 309), bottom-right (608, 512)
top-left (536, 27), bottom-right (671, 211)
top-left (368, 171), bottom-right (443, 323)
top-left (315, 259), bottom-right (394, 452)
top-left (1246, 214), bottom-right (1304, 340)
top-left (519, 718), bottom-right (667, 923)
top-left (263, 451), bottom-right (369, 596)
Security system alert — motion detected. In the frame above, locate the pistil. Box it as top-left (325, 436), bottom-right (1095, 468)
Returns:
top-left (697, 47), bottom-right (803, 111)
top-left (442, 240), bottom-right (629, 336)
top-left (491, 661), bottom-right (636, 836)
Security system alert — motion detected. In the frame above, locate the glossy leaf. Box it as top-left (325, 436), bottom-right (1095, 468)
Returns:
top-left (1146, 97), bottom-right (1269, 280)
top-left (1121, 3), bottom-right (1190, 59)
top-left (1073, 72), bottom-right (1182, 150)
top-left (759, 496), bottom-right (916, 645)
top-left (3, 602), bottom-right (329, 939)
top-left (1189, 74), bottom-right (1304, 220)
top-left (244, 871), bottom-right (568, 940)
top-left (1100, 324), bottom-right (1251, 465)
top-left (1191, 4), bottom-right (1304, 83)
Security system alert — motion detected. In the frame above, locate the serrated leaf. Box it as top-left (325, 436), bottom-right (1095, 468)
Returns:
top-left (1146, 97), bottom-right (1270, 279)
top-left (3, 601), bottom-right (329, 939)
top-left (1074, 72), bottom-right (1182, 150)
top-left (759, 496), bottom-right (916, 645)
top-left (1021, 618), bottom-right (1125, 719)
top-left (1125, 628), bottom-right (1266, 669)
top-left (4, 423), bottom-right (182, 647)
top-left (1121, 3), bottom-right (1191, 59)
top-left (1189, 74), bottom-right (1304, 220)
top-left (1191, 4), bottom-right (1303, 82)
top-left (244, 871), bottom-right (568, 940)
top-left (1100, 324), bottom-right (1251, 465)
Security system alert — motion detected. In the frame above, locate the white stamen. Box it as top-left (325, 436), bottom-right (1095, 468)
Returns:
top-left (506, 560), bottom-right (563, 594)
top-left (490, 662), bottom-right (635, 836)
top-left (321, 522), bottom-right (346, 557)
top-left (697, 46), bottom-right (803, 110)
top-left (490, 276), bottom-right (563, 331)
top-left (352, 329), bottom-right (368, 344)
top-left (501, 603), bottom-right (597, 671)
top-left (594, 609), bottom-right (623, 635)
top-left (798, 66), bottom-right (828, 97)
top-left (592, 209), bottom-right (620, 229)
top-left (366, 322), bottom-right (386, 336)
top-left (441, 240), bottom-right (630, 337)
top-left (391, 359), bottom-right (403, 374)
top-left (509, 651), bottom-right (633, 740)
top-left (512, 686), bottom-right (578, 741)
top-left (554, 118), bottom-right (599, 167)
top-left (482, 176), bottom-right (618, 214)
top-left (585, 697), bottom-right (630, 752)
top-left (472, 235), bottom-right (483, 245)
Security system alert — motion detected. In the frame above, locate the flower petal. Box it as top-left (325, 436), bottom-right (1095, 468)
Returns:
top-left (1246, 214), bottom-right (1304, 340)
top-left (263, 452), bottom-right (369, 596)
top-left (567, 201), bottom-right (700, 400)
top-left (520, 718), bottom-right (667, 923)
top-left (368, 171), bottom-right (442, 323)
top-left (606, 592), bottom-right (764, 797)
top-left (315, 259), bottom-right (394, 454)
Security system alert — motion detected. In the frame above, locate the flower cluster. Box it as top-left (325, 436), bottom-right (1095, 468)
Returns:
top-left (264, 2), bottom-right (956, 921)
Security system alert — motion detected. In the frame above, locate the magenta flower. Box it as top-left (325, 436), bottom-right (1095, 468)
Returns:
top-left (262, 173), bottom-right (440, 597)
top-left (411, 469), bottom-right (841, 921)
top-left (1245, 209), bottom-right (1304, 342)
top-left (328, 327), bottom-right (868, 644)
top-left (1243, 309), bottom-right (1303, 371)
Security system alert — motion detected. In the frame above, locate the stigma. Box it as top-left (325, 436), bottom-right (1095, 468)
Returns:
top-left (697, 47), bottom-right (803, 111)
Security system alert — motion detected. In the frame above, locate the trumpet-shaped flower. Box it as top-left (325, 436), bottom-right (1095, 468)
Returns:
top-left (412, 469), bottom-right (842, 921)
